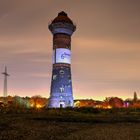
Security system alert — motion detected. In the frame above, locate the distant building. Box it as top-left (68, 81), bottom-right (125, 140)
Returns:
top-left (125, 92), bottom-right (140, 108)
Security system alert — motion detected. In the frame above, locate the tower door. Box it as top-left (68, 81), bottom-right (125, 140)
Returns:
top-left (59, 101), bottom-right (65, 108)
top-left (60, 104), bottom-right (63, 108)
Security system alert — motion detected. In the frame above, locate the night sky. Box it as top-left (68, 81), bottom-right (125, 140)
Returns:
top-left (0, 0), bottom-right (140, 100)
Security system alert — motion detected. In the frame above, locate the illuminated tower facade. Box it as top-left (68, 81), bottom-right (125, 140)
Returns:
top-left (48, 11), bottom-right (76, 108)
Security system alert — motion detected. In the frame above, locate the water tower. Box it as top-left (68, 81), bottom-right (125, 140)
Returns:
top-left (48, 11), bottom-right (76, 108)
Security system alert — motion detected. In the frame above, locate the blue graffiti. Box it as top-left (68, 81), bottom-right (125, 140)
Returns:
top-left (61, 52), bottom-right (71, 59)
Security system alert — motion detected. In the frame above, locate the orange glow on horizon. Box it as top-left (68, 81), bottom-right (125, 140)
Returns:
top-left (36, 104), bottom-right (43, 109)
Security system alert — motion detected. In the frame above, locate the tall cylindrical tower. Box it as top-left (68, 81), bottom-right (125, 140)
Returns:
top-left (48, 11), bottom-right (76, 108)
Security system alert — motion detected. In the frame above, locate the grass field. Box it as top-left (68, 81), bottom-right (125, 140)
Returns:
top-left (0, 108), bottom-right (140, 140)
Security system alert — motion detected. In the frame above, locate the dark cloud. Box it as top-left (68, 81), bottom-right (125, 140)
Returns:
top-left (0, 0), bottom-right (140, 99)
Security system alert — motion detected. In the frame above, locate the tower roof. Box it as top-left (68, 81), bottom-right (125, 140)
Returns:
top-left (51, 11), bottom-right (73, 24)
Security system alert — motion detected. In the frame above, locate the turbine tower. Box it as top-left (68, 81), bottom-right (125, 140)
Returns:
top-left (48, 11), bottom-right (76, 108)
top-left (2, 66), bottom-right (10, 98)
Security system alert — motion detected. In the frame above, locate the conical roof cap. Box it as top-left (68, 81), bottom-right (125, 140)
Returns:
top-left (52, 11), bottom-right (73, 24)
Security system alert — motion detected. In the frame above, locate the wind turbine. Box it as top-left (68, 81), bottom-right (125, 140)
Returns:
top-left (2, 66), bottom-right (10, 99)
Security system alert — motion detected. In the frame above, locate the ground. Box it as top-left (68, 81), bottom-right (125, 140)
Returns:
top-left (0, 108), bottom-right (140, 140)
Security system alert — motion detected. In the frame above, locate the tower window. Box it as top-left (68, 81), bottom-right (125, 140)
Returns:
top-left (59, 70), bottom-right (64, 75)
